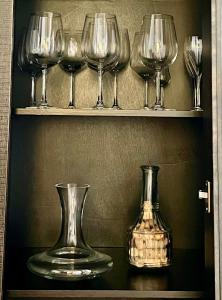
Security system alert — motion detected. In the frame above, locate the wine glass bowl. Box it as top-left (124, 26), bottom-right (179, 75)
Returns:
top-left (159, 67), bottom-right (171, 87)
top-left (26, 11), bottom-right (64, 108)
top-left (111, 28), bottom-right (130, 72)
top-left (60, 31), bottom-right (86, 108)
top-left (140, 14), bottom-right (178, 69)
top-left (140, 14), bottom-right (178, 110)
top-left (82, 13), bottom-right (120, 109)
top-left (82, 14), bottom-right (119, 67)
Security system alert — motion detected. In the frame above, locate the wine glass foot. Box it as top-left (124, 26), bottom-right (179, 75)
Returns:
top-left (38, 103), bottom-right (52, 109)
top-left (112, 104), bottom-right (122, 110)
top-left (68, 105), bottom-right (76, 109)
top-left (143, 106), bottom-right (151, 110)
top-left (152, 105), bottom-right (165, 111)
top-left (192, 107), bottom-right (203, 112)
top-left (93, 103), bottom-right (105, 109)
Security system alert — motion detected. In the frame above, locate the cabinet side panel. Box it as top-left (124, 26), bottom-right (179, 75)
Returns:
top-left (212, 0), bottom-right (221, 299)
top-left (0, 0), bottom-right (14, 298)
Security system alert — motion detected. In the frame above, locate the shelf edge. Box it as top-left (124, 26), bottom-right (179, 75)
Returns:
top-left (6, 289), bottom-right (204, 299)
top-left (14, 108), bottom-right (203, 118)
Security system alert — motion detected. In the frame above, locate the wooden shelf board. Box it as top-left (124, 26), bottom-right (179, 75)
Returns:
top-left (14, 108), bottom-right (203, 118)
top-left (5, 248), bottom-right (204, 299)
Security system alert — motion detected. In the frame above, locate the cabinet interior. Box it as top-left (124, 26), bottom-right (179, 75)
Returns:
top-left (4, 0), bottom-right (212, 298)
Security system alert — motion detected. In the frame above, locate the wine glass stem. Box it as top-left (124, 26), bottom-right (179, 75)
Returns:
top-left (193, 80), bottom-right (197, 108)
top-left (113, 72), bottom-right (119, 107)
top-left (195, 74), bottom-right (202, 109)
top-left (144, 80), bottom-right (149, 108)
top-left (155, 70), bottom-right (162, 108)
top-left (69, 72), bottom-right (75, 108)
top-left (160, 86), bottom-right (164, 107)
top-left (41, 68), bottom-right (48, 107)
top-left (97, 68), bottom-right (104, 108)
top-left (31, 76), bottom-right (36, 107)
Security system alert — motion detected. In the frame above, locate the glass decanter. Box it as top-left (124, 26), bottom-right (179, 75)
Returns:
top-left (27, 183), bottom-right (113, 281)
top-left (129, 166), bottom-right (172, 268)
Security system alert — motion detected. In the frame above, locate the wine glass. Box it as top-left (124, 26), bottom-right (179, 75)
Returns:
top-left (82, 13), bottom-right (120, 109)
top-left (130, 32), bottom-right (155, 110)
top-left (184, 36), bottom-right (203, 111)
top-left (140, 14), bottom-right (178, 110)
top-left (59, 31), bottom-right (86, 108)
top-left (110, 28), bottom-right (130, 109)
top-left (18, 30), bottom-right (42, 108)
top-left (26, 12), bottom-right (64, 108)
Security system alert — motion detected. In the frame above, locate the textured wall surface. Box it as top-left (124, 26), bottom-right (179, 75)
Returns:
top-left (0, 0), bottom-right (14, 298)
top-left (8, 116), bottom-right (204, 249)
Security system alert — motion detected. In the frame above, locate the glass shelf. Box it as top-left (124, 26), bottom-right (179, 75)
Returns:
top-left (14, 108), bottom-right (203, 118)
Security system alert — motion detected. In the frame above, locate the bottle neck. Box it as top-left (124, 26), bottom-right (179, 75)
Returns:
top-left (142, 166), bottom-right (159, 210)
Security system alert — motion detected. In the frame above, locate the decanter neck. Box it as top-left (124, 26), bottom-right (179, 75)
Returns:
top-left (55, 184), bottom-right (89, 248)
top-left (141, 165), bottom-right (159, 210)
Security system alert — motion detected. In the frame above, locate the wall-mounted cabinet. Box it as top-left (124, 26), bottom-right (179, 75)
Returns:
top-left (0, 0), bottom-right (221, 299)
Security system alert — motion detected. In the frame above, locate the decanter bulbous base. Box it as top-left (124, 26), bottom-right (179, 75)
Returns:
top-left (27, 247), bottom-right (113, 281)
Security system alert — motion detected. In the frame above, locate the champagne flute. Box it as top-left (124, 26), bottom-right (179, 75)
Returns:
top-left (26, 12), bottom-right (64, 108)
top-left (140, 14), bottom-right (178, 110)
top-left (110, 28), bottom-right (130, 109)
top-left (130, 32), bottom-right (155, 109)
top-left (184, 36), bottom-right (203, 111)
top-left (82, 13), bottom-right (120, 109)
top-left (18, 31), bottom-right (42, 107)
top-left (59, 31), bottom-right (86, 108)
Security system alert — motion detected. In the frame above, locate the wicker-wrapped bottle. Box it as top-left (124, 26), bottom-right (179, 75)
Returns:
top-left (129, 165), bottom-right (172, 268)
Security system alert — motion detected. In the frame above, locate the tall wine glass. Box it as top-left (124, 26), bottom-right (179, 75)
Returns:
top-left (26, 12), bottom-right (64, 108)
top-left (110, 28), bottom-right (130, 109)
top-left (140, 14), bottom-right (178, 110)
top-left (130, 32), bottom-right (155, 110)
top-left (184, 36), bottom-right (203, 111)
top-left (82, 13), bottom-right (120, 109)
top-left (18, 31), bottom-right (42, 108)
top-left (59, 31), bottom-right (86, 108)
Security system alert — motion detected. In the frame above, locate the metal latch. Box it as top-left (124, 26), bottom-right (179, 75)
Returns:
top-left (199, 180), bottom-right (211, 213)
